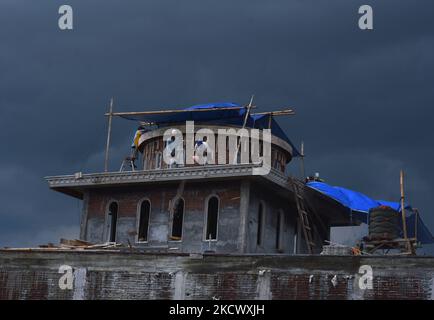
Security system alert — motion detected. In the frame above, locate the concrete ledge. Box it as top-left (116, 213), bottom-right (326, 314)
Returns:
top-left (45, 164), bottom-right (290, 198)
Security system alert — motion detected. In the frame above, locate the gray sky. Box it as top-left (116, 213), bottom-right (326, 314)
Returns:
top-left (1, 0), bottom-right (433, 253)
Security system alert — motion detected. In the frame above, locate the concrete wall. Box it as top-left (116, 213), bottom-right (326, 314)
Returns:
top-left (247, 186), bottom-right (297, 254)
top-left (245, 185), bottom-right (324, 254)
top-left (1, 250), bottom-right (433, 300)
top-left (82, 180), bottom-right (322, 255)
top-left (84, 181), bottom-right (242, 254)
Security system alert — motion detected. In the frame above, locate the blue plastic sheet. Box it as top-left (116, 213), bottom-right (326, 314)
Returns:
top-left (121, 102), bottom-right (301, 157)
top-left (307, 181), bottom-right (434, 244)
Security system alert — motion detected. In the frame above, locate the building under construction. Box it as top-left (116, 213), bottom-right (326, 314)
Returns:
top-left (0, 101), bottom-right (433, 300)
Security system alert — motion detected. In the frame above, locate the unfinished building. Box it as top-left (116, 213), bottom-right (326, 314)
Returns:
top-left (1, 101), bottom-right (433, 300)
top-left (46, 102), bottom-right (354, 255)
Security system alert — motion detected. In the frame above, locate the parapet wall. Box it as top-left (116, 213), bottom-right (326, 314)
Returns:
top-left (0, 249), bottom-right (433, 300)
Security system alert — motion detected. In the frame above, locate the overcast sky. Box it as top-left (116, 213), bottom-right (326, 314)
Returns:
top-left (0, 0), bottom-right (433, 253)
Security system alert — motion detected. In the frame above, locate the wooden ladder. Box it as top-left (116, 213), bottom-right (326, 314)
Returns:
top-left (290, 179), bottom-right (315, 254)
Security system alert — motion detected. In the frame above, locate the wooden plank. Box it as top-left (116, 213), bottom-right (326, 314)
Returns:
top-left (60, 238), bottom-right (93, 247)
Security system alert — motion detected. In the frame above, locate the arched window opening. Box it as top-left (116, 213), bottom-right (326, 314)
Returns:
top-left (171, 198), bottom-right (184, 240)
top-left (276, 211), bottom-right (284, 251)
top-left (107, 202), bottom-right (118, 242)
top-left (138, 200), bottom-right (151, 242)
top-left (257, 202), bottom-right (265, 246)
top-left (205, 196), bottom-right (219, 240)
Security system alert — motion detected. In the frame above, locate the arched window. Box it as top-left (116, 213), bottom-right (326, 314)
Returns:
top-left (107, 202), bottom-right (118, 242)
top-left (205, 196), bottom-right (219, 240)
top-left (171, 198), bottom-right (184, 240)
top-left (257, 202), bottom-right (265, 246)
top-left (276, 211), bottom-right (284, 251)
top-left (138, 200), bottom-right (151, 242)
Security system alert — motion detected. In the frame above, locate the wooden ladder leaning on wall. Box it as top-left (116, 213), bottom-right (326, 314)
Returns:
top-left (289, 178), bottom-right (315, 254)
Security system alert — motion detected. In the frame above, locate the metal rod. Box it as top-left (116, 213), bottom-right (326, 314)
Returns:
top-left (104, 98), bottom-right (114, 172)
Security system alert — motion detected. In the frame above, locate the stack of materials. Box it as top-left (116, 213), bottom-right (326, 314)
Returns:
top-left (321, 244), bottom-right (353, 256)
top-left (37, 239), bottom-right (123, 250)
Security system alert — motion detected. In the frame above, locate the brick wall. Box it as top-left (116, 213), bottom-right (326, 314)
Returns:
top-left (87, 181), bottom-right (241, 219)
top-left (0, 251), bottom-right (433, 300)
top-left (84, 181), bottom-right (242, 252)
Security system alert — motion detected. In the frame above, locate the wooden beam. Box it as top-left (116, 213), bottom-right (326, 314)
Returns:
top-left (104, 98), bottom-right (114, 172)
top-left (252, 109), bottom-right (295, 116)
top-left (414, 208), bottom-right (419, 242)
top-left (234, 95), bottom-right (254, 164)
top-left (300, 141), bottom-right (305, 179)
top-left (400, 170), bottom-right (413, 253)
top-left (104, 106), bottom-right (250, 117)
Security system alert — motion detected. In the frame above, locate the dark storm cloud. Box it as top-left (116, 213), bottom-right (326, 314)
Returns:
top-left (0, 0), bottom-right (433, 252)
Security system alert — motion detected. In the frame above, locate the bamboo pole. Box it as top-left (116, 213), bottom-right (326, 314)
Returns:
top-left (400, 170), bottom-right (411, 252)
top-left (252, 109), bottom-right (295, 116)
top-left (103, 106), bottom-right (296, 118)
top-left (300, 141), bottom-right (305, 179)
top-left (414, 208), bottom-right (419, 243)
top-left (105, 106), bottom-right (247, 117)
top-left (234, 95), bottom-right (254, 164)
top-left (241, 95), bottom-right (254, 129)
top-left (104, 98), bottom-right (114, 172)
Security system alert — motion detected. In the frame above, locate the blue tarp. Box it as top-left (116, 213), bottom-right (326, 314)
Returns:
top-left (307, 181), bottom-right (434, 244)
top-left (121, 102), bottom-right (301, 157)
top-left (306, 181), bottom-right (412, 212)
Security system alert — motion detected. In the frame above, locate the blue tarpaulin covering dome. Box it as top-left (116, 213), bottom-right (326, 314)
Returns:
top-left (307, 181), bottom-right (434, 244)
top-left (121, 102), bottom-right (301, 157)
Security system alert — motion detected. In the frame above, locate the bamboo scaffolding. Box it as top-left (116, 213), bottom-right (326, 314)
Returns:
top-left (251, 109), bottom-right (295, 116)
top-left (104, 98), bottom-right (114, 172)
top-left (234, 95), bottom-right (255, 164)
top-left (105, 106), bottom-right (248, 117)
top-left (400, 170), bottom-right (414, 254)
top-left (300, 141), bottom-right (305, 179)
top-left (104, 106), bottom-right (297, 118)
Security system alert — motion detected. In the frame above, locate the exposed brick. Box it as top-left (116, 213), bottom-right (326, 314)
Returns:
top-left (1, 251), bottom-right (433, 300)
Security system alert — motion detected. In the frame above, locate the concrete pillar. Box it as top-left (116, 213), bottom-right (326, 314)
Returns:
top-left (174, 271), bottom-right (187, 300)
top-left (238, 179), bottom-right (250, 253)
top-left (256, 270), bottom-right (272, 300)
top-left (79, 191), bottom-right (89, 240)
top-left (72, 268), bottom-right (87, 300)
